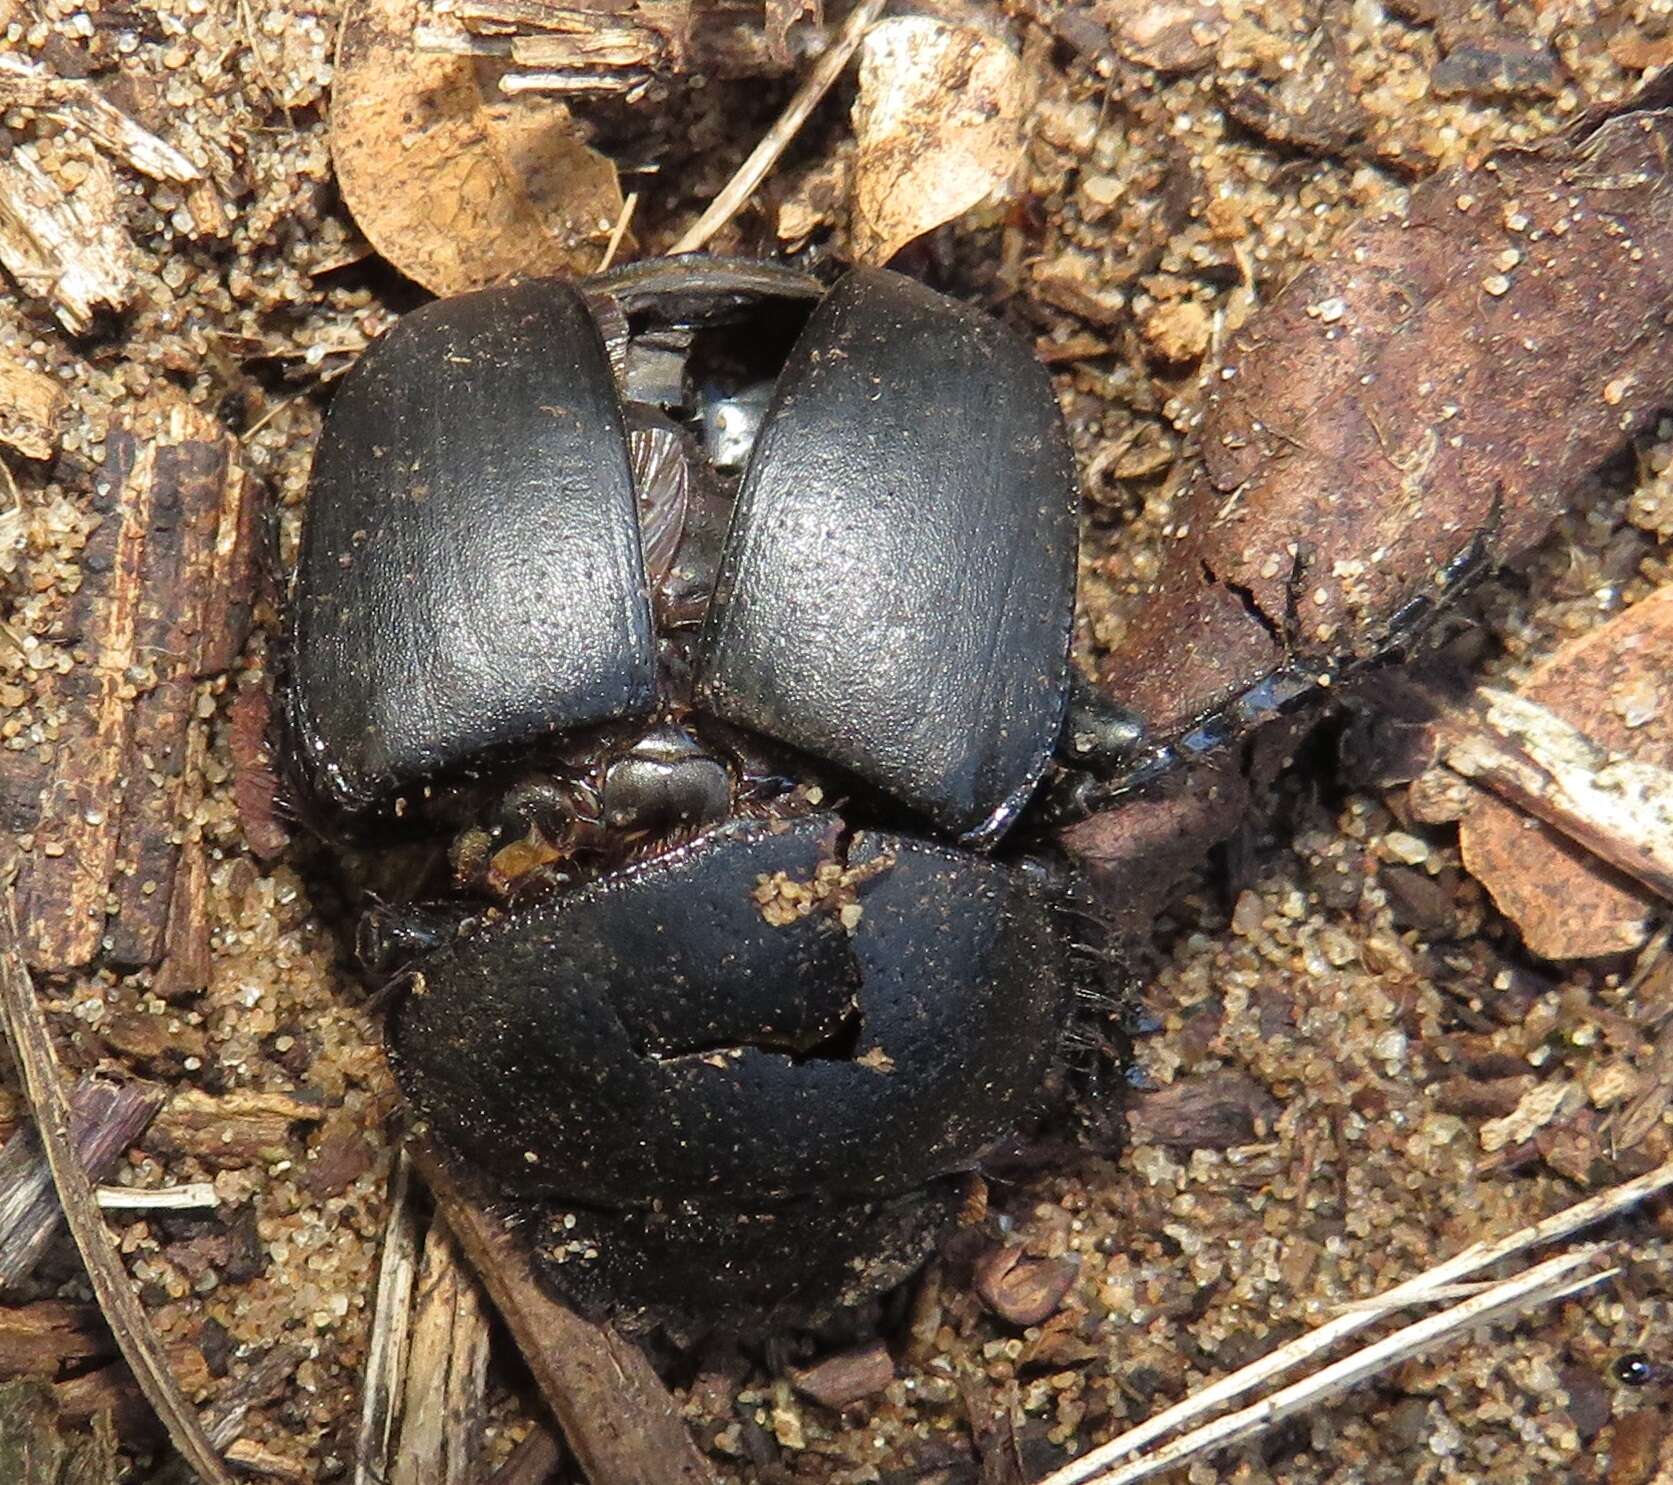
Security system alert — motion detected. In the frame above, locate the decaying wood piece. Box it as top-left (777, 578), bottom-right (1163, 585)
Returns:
top-left (0, 1303), bottom-right (111, 1378)
top-left (0, 898), bottom-right (237, 1485)
top-left (389, 1217), bottom-right (490, 1485)
top-left (0, 358), bottom-right (65, 462)
top-left (145, 1088), bottom-right (325, 1167)
top-left (0, 1377), bottom-right (120, 1485)
top-left (200, 1342), bottom-right (305, 1450)
top-left (0, 1077), bottom-right (161, 1293)
top-left (0, 146), bottom-right (133, 334)
top-left (1097, 84), bottom-right (1673, 745)
top-left (410, 1142), bottom-right (719, 1485)
top-left (354, 1155), bottom-right (420, 1485)
top-left (4, 401), bottom-right (259, 973)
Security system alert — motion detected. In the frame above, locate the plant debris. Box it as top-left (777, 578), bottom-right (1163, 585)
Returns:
top-left (1451, 584), bottom-right (1673, 958)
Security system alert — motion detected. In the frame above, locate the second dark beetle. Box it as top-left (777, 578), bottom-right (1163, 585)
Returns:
top-left (283, 257), bottom-right (1119, 1333)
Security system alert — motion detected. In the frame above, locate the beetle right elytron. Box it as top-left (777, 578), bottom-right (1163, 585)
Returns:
top-left (283, 257), bottom-right (1130, 1335)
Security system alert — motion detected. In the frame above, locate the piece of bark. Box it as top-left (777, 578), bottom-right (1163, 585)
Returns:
top-left (1098, 84), bottom-right (1673, 750)
top-left (47, 1361), bottom-right (161, 1445)
top-left (0, 1076), bottom-right (162, 1293)
top-left (0, 1303), bottom-right (111, 1378)
top-left (409, 1141), bottom-right (718, 1485)
top-left (972, 1246), bottom-right (1080, 1329)
top-left (5, 401), bottom-right (259, 973)
top-left (152, 838), bottom-right (213, 1002)
top-left (789, 1340), bottom-right (895, 1410)
top-left (144, 1089), bottom-right (325, 1168)
top-left (1125, 1071), bottom-right (1281, 1149)
top-left (488, 1425), bottom-right (563, 1485)
top-left (0, 145), bottom-right (133, 333)
top-left (1454, 586), bottom-right (1673, 959)
top-left (229, 681), bottom-right (290, 863)
top-left (0, 358), bottom-right (64, 461)
top-left (389, 1218), bottom-right (490, 1485)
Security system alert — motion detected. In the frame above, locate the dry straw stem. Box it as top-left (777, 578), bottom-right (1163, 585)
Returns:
top-left (0, 895), bottom-right (238, 1485)
top-left (1038, 1157), bottom-right (1673, 1485)
top-left (669, 0), bottom-right (887, 254)
top-left (1044, 1248), bottom-right (1614, 1485)
top-left (355, 1150), bottom-right (422, 1485)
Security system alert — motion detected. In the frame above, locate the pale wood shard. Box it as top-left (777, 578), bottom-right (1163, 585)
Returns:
top-left (390, 1218), bottom-right (490, 1485)
top-left (0, 1077), bottom-right (162, 1293)
top-left (1453, 585), bottom-right (1673, 959)
top-left (0, 899), bottom-right (238, 1485)
top-left (0, 55), bottom-right (202, 185)
top-left (4, 401), bottom-right (259, 973)
top-left (201, 1343), bottom-right (306, 1451)
top-left (410, 1142), bottom-right (720, 1485)
top-left (0, 358), bottom-right (65, 461)
top-left (355, 1154), bottom-right (420, 1485)
top-left (0, 146), bottom-right (134, 333)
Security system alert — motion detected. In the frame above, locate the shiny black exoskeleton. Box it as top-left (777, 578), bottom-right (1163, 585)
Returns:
top-left (283, 256), bottom-right (1114, 1334)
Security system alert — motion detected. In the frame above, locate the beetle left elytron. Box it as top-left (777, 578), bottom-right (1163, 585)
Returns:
top-left (281, 256), bottom-right (1113, 1333)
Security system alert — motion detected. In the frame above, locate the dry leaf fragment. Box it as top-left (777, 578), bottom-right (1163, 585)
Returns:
top-left (1457, 586), bottom-right (1673, 960)
top-left (850, 16), bottom-right (1027, 265)
top-left (330, 0), bottom-right (626, 296)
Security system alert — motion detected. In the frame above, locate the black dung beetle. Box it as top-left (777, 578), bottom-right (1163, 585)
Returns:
top-left (282, 256), bottom-right (1130, 1334)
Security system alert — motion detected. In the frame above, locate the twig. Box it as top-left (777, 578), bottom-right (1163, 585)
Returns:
top-left (94, 1182), bottom-right (217, 1212)
top-left (1038, 1155), bottom-right (1673, 1483)
top-left (0, 894), bottom-right (237, 1485)
top-left (1045, 1249), bottom-right (1614, 1485)
top-left (355, 1151), bottom-right (421, 1485)
top-left (488, 1424), bottom-right (563, 1485)
top-left (1440, 686), bottom-right (1673, 905)
top-left (669, 0), bottom-right (887, 254)
top-left (0, 1077), bottom-right (161, 1291)
top-left (410, 1140), bottom-right (719, 1485)
top-left (595, 191), bottom-right (638, 274)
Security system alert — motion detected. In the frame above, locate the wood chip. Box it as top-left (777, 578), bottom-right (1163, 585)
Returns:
top-left (973, 1245), bottom-right (1081, 1328)
top-left (4, 401), bottom-right (258, 973)
top-left (331, 0), bottom-right (625, 295)
top-left (409, 1141), bottom-right (718, 1485)
top-left (1125, 1072), bottom-right (1280, 1149)
top-left (1101, 0), bottom-right (1228, 73)
top-left (0, 1077), bottom-right (162, 1293)
top-left (145, 1088), bottom-right (326, 1167)
top-left (0, 358), bottom-right (64, 462)
top-left (850, 16), bottom-right (1028, 264)
top-left (1455, 585), bottom-right (1673, 959)
top-left (488, 1425), bottom-right (563, 1485)
top-left (0, 145), bottom-right (133, 333)
top-left (788, 1340), bottom-right (895, 1410)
